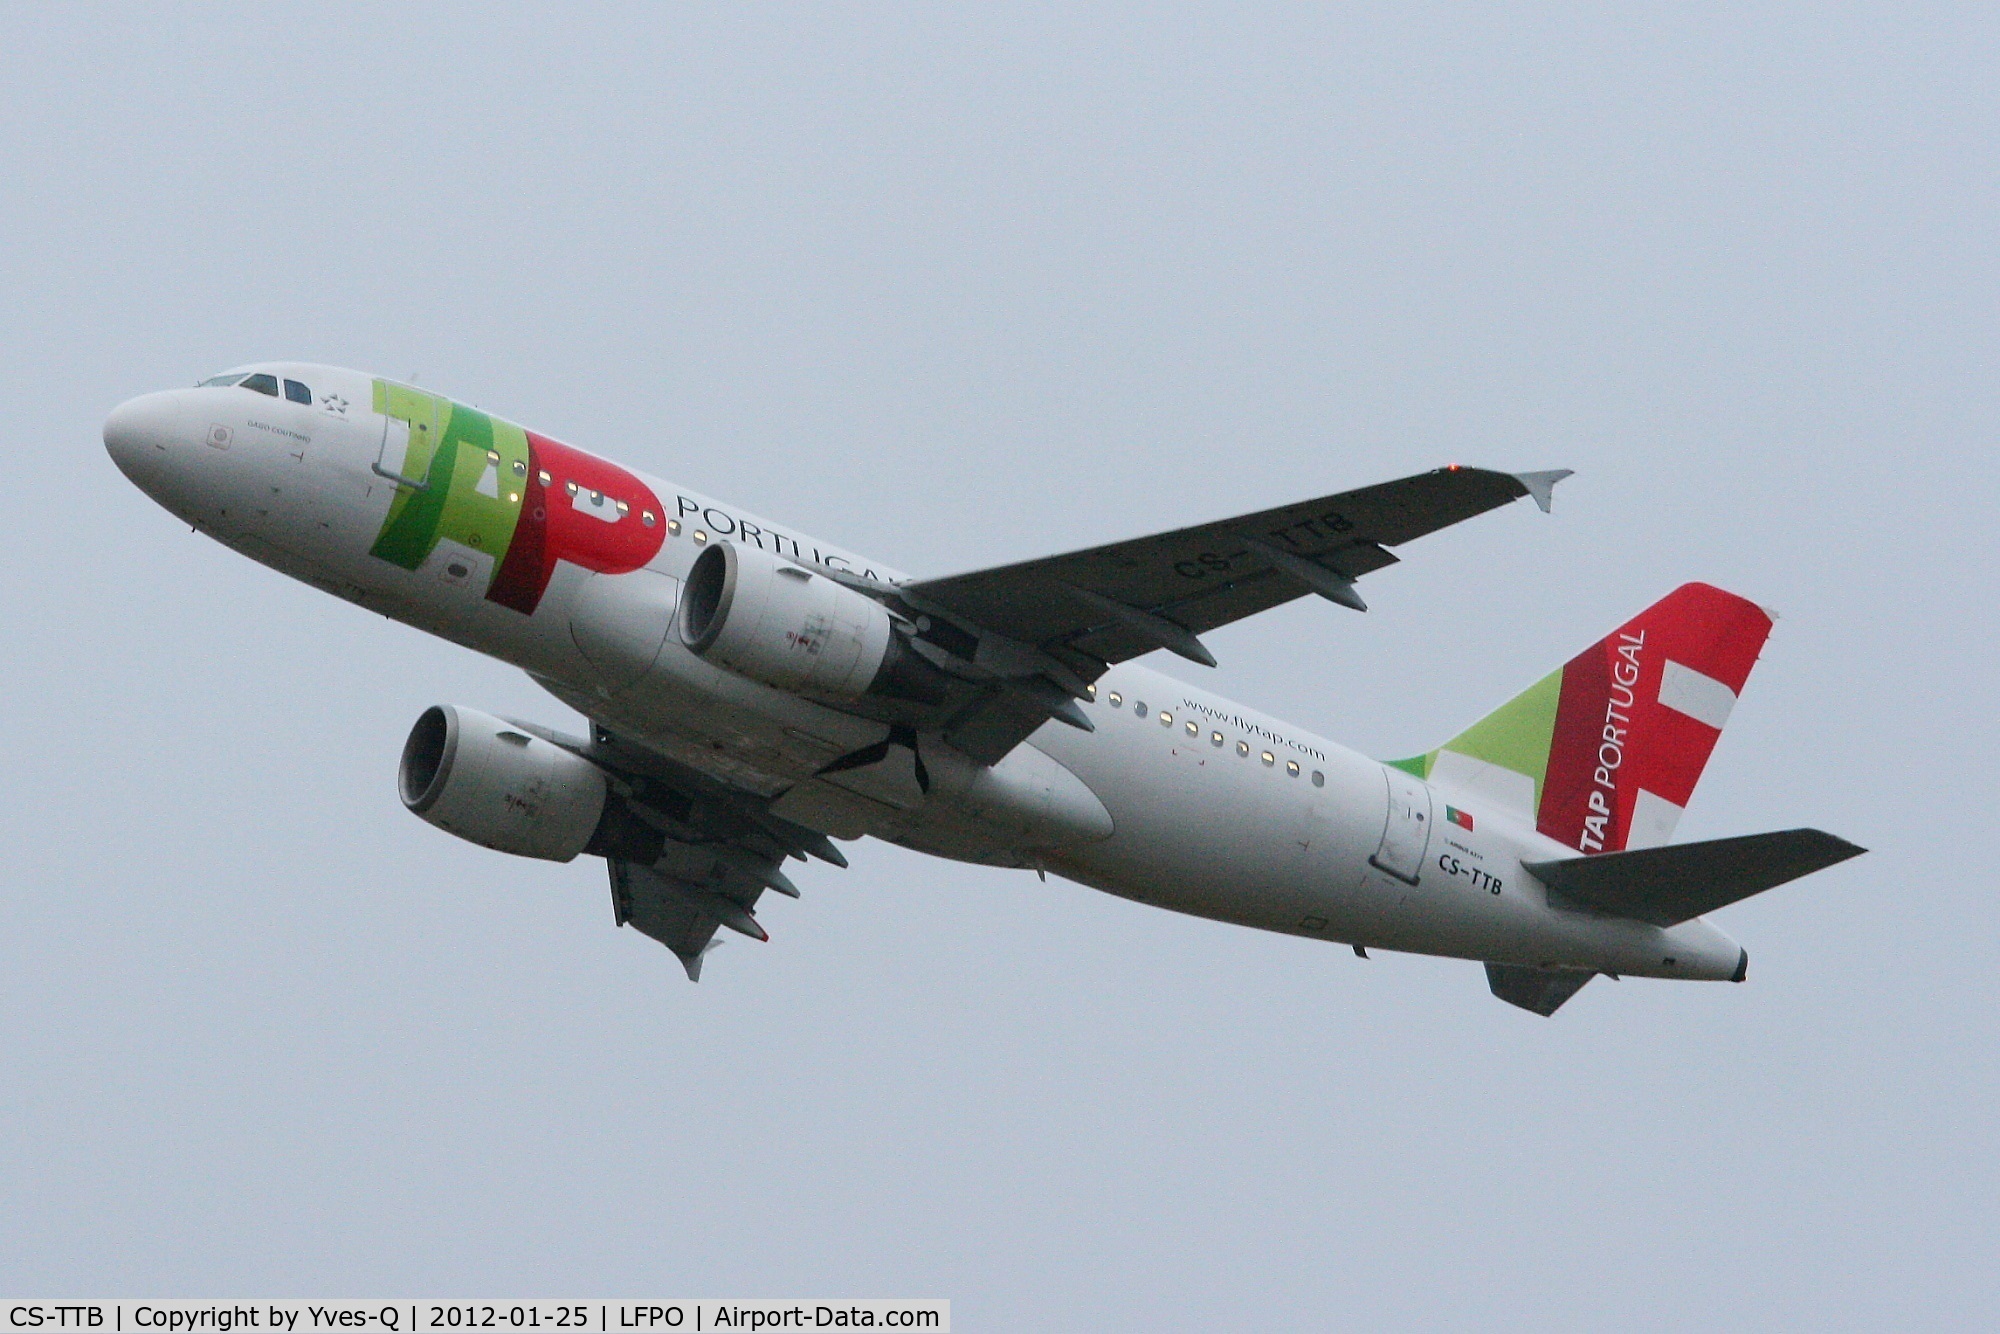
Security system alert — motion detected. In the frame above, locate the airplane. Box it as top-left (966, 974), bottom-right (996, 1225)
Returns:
top-left (103, 362), bottom-right (1863, 1015)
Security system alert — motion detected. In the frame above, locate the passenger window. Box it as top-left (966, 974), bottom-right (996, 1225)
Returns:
top-left (1184, 721), bottom-right (1199, 737)
top-left (1134, 701), bottom-right (1148, 717)
top-left (1286, 760), bottom-right (1301, 777)
top-left (1159, 711), bottom-right (1174, 727)
top-left (1210, 731), bottom-right (1224, 747)
top-left (241, 373), bottom-right (279, 396)
top-left (1236, 741), bottom-right (1251, 757)
top-left (1312, 771), bottom-right (1325, 787)
top-left (1261, 751), bottom-right (1276, 766)
top-left (1107, 692), bottom-right (1122, 707)
top-left (283, 379), bottom-right (312, 404)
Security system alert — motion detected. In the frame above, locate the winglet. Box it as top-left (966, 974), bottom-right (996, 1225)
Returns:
top-left (1511, 469), bottom-right (1573, 514)
top-left (677, 938), bottom-right (723, 983)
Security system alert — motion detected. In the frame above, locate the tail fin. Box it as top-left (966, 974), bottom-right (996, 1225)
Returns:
top-left (1391, 583), bottom-right (1774, 853)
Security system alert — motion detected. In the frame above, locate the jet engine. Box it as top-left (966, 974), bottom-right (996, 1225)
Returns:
top-left (399, 704), bottom-right (609, 861)
top-left (679, 540), bottom-right (899, 700)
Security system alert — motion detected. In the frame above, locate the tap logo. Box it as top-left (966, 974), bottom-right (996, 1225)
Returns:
top-left (366, 380), bottom-right (665, 614)
top-left (1391, 583), bottom-right (1773, 855)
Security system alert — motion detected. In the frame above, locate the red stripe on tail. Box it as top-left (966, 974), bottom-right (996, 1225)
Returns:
top-left (1538, 583), bottom-right (1773, 854)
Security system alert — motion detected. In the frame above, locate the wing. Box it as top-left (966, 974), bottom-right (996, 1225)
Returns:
top-left (907, 466), bottom-right (1566, 661)
top-left (515, 715), bottom-right (850, 981)
top-left (890, 466), bottom-right (1567, 761)
top-left (610, 859), bottom-right (766, 982)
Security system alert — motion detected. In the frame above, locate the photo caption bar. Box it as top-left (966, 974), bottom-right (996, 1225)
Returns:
top-left (2, 1304), bottom-right (948, 1334)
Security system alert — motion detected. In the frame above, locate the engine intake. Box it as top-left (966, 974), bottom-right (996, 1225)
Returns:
top-left (399, 704), bottom-right (609, 862)
top-left (679, 540), bottom-right (898, 700)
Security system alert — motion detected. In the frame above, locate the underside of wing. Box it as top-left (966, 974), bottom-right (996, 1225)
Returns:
top-left (512, 715), bottom-right (850, 980)
top-left (611, 858), bottom-right (764, 981)
top-left (905, 466), bottom-right (1561, 661)
top-left (887, 466), bottom-right (1566, 760)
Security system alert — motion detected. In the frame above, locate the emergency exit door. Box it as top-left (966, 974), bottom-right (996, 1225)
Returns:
top-left (1369, 765), bottom-right (1433, 885)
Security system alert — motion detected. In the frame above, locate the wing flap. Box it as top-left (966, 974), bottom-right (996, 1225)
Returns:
top-left (1525, 828), bottom-right (1865, 927)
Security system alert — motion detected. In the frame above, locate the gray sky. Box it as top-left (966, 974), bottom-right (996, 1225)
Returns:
top-left (4, 3), bottom-right (1995, 1326)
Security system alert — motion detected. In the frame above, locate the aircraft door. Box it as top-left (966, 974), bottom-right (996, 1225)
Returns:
top-left (375, 387), bottom-right (444, 490)
top-left (1369, 765), bottom-right (1433, 885)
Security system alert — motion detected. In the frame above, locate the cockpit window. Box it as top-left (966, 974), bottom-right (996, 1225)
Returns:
top-left (240, 373), bottom-right (280, 396)
top-left (283, 379), bottom-right (312, 404)
top-left (198, 373), bottom-right (248, 388)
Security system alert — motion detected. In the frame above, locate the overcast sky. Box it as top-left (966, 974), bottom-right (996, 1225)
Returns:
top-left (3, 3), bottom-right (1995, 1327)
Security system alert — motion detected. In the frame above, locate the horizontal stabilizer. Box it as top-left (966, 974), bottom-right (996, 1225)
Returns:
top-left (1525, 828), bottom-right (1865, 927)
top-left (1486, 963), bottom-right (1595, 1016)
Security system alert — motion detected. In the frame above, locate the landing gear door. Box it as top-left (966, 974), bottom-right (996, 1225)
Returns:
top-left (374, 384), bottom-right (443, 491)
top-left (1369, 765), bottom-right (1433, 885)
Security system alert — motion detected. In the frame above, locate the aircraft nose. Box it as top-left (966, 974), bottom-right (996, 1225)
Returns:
top-left (104, 390), bottom-right (192, 496)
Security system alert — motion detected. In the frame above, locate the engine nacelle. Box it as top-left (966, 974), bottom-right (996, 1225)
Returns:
top-left (679, 540), bottom-right (896, 700)
top-left (399, 705), bottom-right (609, 862)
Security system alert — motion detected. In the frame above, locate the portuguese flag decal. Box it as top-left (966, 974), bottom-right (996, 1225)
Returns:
top-left (1445, 806), bottom-right (1474, 831)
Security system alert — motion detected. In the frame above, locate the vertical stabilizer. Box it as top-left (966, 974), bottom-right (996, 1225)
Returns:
top-left (1392, 583), bottom-right (1774, 854)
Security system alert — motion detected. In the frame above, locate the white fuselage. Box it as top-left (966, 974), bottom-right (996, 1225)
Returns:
top-left (104, 363), bottom-right (1743, 980)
